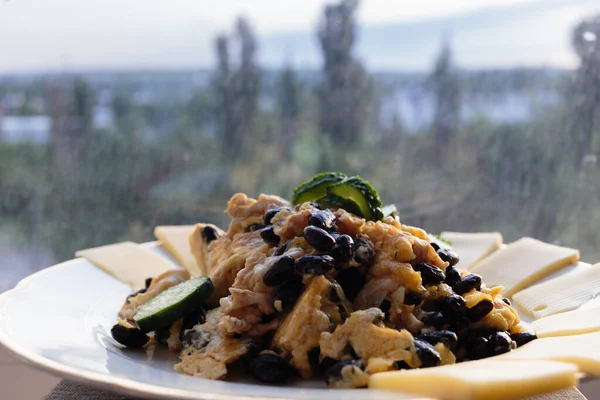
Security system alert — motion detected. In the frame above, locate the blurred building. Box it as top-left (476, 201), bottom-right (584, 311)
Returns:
top-left (0, 115), bottom-right (52, 144)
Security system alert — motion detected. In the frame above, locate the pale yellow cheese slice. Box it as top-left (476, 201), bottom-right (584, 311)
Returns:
top-left (154, 225), bottom-right (202, 277)
top-left (532, 307), bottom-right (600, 338)
top-left (513, 263), bottom-right (600, 319)
top-left (469, 237), bottom-right (579, 297)
top-left (75, 242), bottom-right (176, 291)
top-left (440, 231), bottom-right (503, 270)
top-left (369, 359), bottom-right (578, 400)
top-left (501, 331), bottom-right (600, 375)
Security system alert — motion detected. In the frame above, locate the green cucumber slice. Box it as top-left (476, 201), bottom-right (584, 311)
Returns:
top-left (134, 276), bottom-right (214, 333)
top-left (327, 176), bottom-right (382, 221)
top-left (317, 194), bottom-right (364, 217)
top-left (292, 172), bottom-right (347, 205)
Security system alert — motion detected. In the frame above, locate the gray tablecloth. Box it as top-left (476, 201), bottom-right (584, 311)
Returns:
top-left (45, 380), bottom-right (588, 400)
top-left (44, 381), bottom-right (139, 400)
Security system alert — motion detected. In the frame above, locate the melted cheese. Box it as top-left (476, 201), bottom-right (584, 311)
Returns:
top-left (469, 237), bottom-right (579, 297)
top-left (75, 242), bottom-right (175, 291)
top-left (532, 307), bottom-right (600, 338)
top-left (369, 359), bottom-right (578, 400)
top-left (440, 232), bottom-right (503, 270)
top-left (513, 263), bottom-right (600, 319)
top-left (501, 331), bottom-right (600, 375)
top-left (154, 225), bottom-right (201, 277)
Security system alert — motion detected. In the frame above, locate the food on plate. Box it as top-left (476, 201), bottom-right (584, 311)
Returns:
top-left (154, 225), bottom-right (201, 276)
top-left (513, 263), bottom-right (600, 319)
top-left (100, 172), bottom-right (543, 390)
top-left (440, 232), bottom-right (503, 270)
top-left (500, 331), bottom-right (600, 375)
top-left (368, 359), bottom-right (578, 400)
top-left (469, 237), bottom-right (579, 297)
top-left (532, 307), bottom-right (600, 338)
top-left (76, 242), bottom-right (175, 291)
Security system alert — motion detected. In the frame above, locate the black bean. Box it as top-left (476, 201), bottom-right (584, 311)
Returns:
top-left (110, 324), bottom-right (149, 349)
top-left (247, 223), bottom-right (266, 232)
top-left (308, 210), bottom-right (336, 231)
top-left (307, 201), bottom-right (321, 210)
top-left (404, 291), bottom-right (423, 306)
top-left (201, 225), bottom-right (220, 243)
top-left (414, 339), bottom-right (441, 368)
top-left (264, 207), bottom-right (289, 225)
top-left (243, 341), bottom-right (263, 370)
top-left (295, 255), bottom-right (335, 275)
top-left (329, 283), bottom-right (346, 303)
top-left (421, 311), bottom-right (447, 329)
top-left (430, 242), bottom-right (440, 251)
top-left (379, 300), bottom-right (391, 320)
top-left (461, 326), bottom-right (496, 346)
top-left (491, 332), bottom-right (512, 355)
top-left (275, 278), bottom-right (304, 310)
top-left (444, 266), bottom-right (461, 287)
top-left (467, 300), bottom-right (494, 322)
top-left (145, 277), bottom-right (153, 288)
top-left (127, 287), bottom-right (147, 300)
top-left (304, 226), bottom-right (336, 251)
top-left (442, 294), bottom-right (467, 316)
top-left (155, 325), bottom-right (171, 345)
top-left (260, 226), bottom-right (280, 245)
top-left (502, 297), bottom-right (511, 306)
top-left (413, 262), bottom-right (445, 285)
top-left (329, 234), bottom-right (354, 266)
top-left (324, 360), bottom-right (366, 387)
top-left (453, 274), bottom-right (482, 295)
top-left (353, 238), bottom-right (375, 266)
top-left (418, 330), bottom-right (458, 351)
top-left (467, 336), bottom-right (491, 360)
top-left (181, 328), bottom-right (208, 349)
top-left (274, 239), bottom-right (291, 256)
top-left (250, 352), bottom-right (294, 383)
top-left (263, 255), bottom-right (296, 286)
top-left (320, 356), bottom-right (338, 371)
top-left (437, 248), bottom-right (459, 267)
top-left (180, 308), bottom-right (207, 340)
top-left (394, 360), bottom-right (410, 370)
top-left (334, 267), bottom-right (365, 302)
top-left (345, 344), bottom-right (358, 359)
top-left (511, 332), bottom-right (537, 348)
top-left (448, 316), bottom-right (471, 337)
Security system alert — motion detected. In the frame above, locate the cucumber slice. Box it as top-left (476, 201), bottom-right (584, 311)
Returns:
top-left (327, 176), bottom-right (382, 221)
top-left (292, 172), bottom-right (346, 205)
top-left (317, 194), bottom-right (363, 217)
top-left (134, 276), bottom-right (214, 333)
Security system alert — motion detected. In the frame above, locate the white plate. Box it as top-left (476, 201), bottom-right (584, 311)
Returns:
top-left (0, 241), bottom-right (593, 399)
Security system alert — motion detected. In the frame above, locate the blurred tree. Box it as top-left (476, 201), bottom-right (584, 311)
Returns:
top-left (213, 34), bottom-right (236, 158)
top-left (317, 0), bottom-right (372, 147)
top-left (277, 65), bottom-right (300, 157)
top-left (213, 17), bottom-right (261, 161)
top-left (569, 15), bottom-right (600, 168)
top-left (430, 40), bottom-right (461, 164)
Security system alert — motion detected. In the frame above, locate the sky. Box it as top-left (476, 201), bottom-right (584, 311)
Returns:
top-left (0, 0), bottom-right (598, 73)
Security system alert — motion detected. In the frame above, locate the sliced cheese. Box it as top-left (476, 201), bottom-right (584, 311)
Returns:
top-left (440, 231), bottom-right (503, 270)
top-left (501, 331), bottom-right (600, 375)
top-left (469, 237), bottom-right (579, 297)
top-left (532, 307), bottom-right (600, 338)
top-left (369, 359), bottom-right (578, 400)
top-left (513, 263), bottom-right (600, 319)
top-left (154, 225), bottom-right (201, 277)
top-left (75, 242), bottom-right (176, 291)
